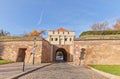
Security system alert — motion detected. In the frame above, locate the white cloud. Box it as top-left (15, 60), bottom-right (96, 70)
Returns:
top-left (37, 10), bottom-right (44, 26)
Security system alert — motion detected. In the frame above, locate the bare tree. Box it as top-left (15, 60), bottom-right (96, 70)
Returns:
top-left (91, 21), bottom-right (108, 31)
top-left (0, 29), bottom-right (10, 36)
top-left (113, 19), bottom-right (120, 30)
top-left (116, 19), bottom-right (120, 23)
top-left (106, 27), bottom-right (112, 31)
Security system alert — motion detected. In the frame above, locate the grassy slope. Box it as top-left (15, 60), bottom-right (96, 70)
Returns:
top-left (0, 36), bottom-right (42, 41)
top-left (80, 35), bottom-right (120, 39)
top-left (90, 65), bottom-right (120, 76)
top-left (79, 30), bottom-right (120, 39)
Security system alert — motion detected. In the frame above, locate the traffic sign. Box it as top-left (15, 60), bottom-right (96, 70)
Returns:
top-left (32, 50), bottom-right (36, 53)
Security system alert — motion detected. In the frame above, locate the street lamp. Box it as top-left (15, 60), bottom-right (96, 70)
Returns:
top-left (32, 37), bottom-right (36, 65)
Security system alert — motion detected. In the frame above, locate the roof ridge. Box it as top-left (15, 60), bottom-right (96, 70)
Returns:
top-left (57, 27), bottom-right (68, 32)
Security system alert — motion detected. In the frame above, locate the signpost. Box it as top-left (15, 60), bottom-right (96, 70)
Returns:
top-left (23, 50), bottom-right (27, 72)
top-left (32, 49), bottom-right (36, 65)
top-left (32, 37), bottom-right (37, 65)
top-left (75, 44), bottom-right (80, 65)
top-left (23, 59), bottom-right (25, 72)
top-left (75, 44), bottom-right (79, 58)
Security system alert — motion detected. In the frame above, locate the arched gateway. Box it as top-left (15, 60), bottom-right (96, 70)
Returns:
top-left (55, 48), bottom-right (67, 62)
top-left (48, 28), bottom-right (75, 62)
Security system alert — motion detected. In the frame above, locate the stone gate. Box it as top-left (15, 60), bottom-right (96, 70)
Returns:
top-left (1, 28), bottom-right (120, 65)
top-left (47, 28), bottom-right (75, 62)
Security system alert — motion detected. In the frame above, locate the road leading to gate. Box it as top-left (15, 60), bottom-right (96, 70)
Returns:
top-left (18, 63), bottom-right (108, 79)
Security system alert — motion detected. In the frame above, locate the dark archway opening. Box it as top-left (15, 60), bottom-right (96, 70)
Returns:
top-left (16, 48), bottom-right (27, 62)
top-left (55, 48), bottom-right (67, 62)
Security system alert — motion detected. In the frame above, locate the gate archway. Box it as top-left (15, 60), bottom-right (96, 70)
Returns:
top-left (55, 48), bottom-right (67, 62)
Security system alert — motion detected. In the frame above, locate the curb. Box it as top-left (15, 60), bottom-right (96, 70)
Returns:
top-left (89, 66), bottom-right (120, 79)
top-left (5, 63), bottom-right (52, 79)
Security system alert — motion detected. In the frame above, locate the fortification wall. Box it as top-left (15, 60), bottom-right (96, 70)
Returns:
top-left (0, 41), bottom-right (42, 64)
top-left (41, 39), bottom-right (52, 63)
top-left (75, 39), bottom-right (120, 65)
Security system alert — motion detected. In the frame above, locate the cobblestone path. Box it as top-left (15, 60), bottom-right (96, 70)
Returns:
top-left (0, 63), bottom-right (50, 79)
top-left (19, 63), bottom-right (108, 79)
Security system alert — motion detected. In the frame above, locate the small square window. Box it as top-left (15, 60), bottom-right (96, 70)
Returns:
top-left (51, 38), bottom-right (53, 41)
top-left (70, 38), bottom-right (72, 41)
top-left (65, 38), bottom-right (67, 41)
top-left (55, 38), bottom-right (58, 41)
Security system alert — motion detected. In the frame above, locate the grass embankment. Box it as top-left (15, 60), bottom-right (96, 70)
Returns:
top-left (80, 30), bottom-right (120, 39)
top-left (0, 59), bottom-right (13, 65)
top-left (90, 65), bottom-right (120, 76)
top-left (0, 36), bottom-right (42, 41)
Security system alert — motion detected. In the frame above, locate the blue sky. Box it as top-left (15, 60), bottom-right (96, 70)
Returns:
top-left (0, 0), bottom-right (120, 37)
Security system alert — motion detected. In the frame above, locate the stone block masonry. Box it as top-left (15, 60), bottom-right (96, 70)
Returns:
top-left (74, 39), bottom-right (120, 65)
top-left (1, 34), bottom-right (120, 65)
top-left (1, 39), bottom-right (120, 65)
top-left (0, 39), bottom-right (52, 64)
top-left (0, 41), bottom-right (42, 64)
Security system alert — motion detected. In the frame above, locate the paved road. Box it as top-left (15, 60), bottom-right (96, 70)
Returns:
top-left (19, 63), bottom-right (108, 79)
top-left (0, 63), bottom-right (50, 79)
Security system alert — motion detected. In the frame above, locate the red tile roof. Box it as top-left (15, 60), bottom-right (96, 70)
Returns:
top-left (49, 28), bottom-right (74, 32)
top-left (57, 28), bottom-right (68, 32)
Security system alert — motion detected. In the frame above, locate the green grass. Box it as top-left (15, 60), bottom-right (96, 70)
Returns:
top-left (0, 59), bottom-right (13, 65)
top-left (80, 35), bottom-right (120, 39)
top-left (79, 30), bottom-right (120, 39)
top-left (0, 36), bottom-right (42, 41)
top-left (89, 65), bottom-right (120, 76)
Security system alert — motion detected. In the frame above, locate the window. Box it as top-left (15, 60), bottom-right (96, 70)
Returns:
top-left (55, 38), bottom-right (58, 41)
top-left (68, 32), bottom-right (69, 34)
top-left (53, 31), bottom-right (54, 34)
top-left (58, 32), bottom-right (59, 34)
top-left (70, 38), bottom-right (72, 41)
top-left (65, 38), bottom-right (67, 41)
top-left (51, 38), bottom-right (53, 41)
top-left (63, 32), bottom-right (64, 34)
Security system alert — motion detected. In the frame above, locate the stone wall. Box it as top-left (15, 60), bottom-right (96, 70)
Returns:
top-left (1, 38), bottom-right (120, 65)
top-left (0, 40), bottom-right (42, 64)
top-left (74, 39), bottom-right (120, 65)
top-left (41, 39), bottom-right (52, 63)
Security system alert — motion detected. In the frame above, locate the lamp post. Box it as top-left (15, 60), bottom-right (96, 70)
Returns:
top-left (32, 37), bottom-right (36, 65)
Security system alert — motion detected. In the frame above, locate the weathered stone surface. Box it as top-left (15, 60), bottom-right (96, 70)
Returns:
top-left (41, 39), bottom-right (52, 63)
top-left (1, 38), bottom-right (120, 65)
top-left (74, 40), bottom-right (120, 65)
top-left (0, 40), bottom-right (52, 64)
